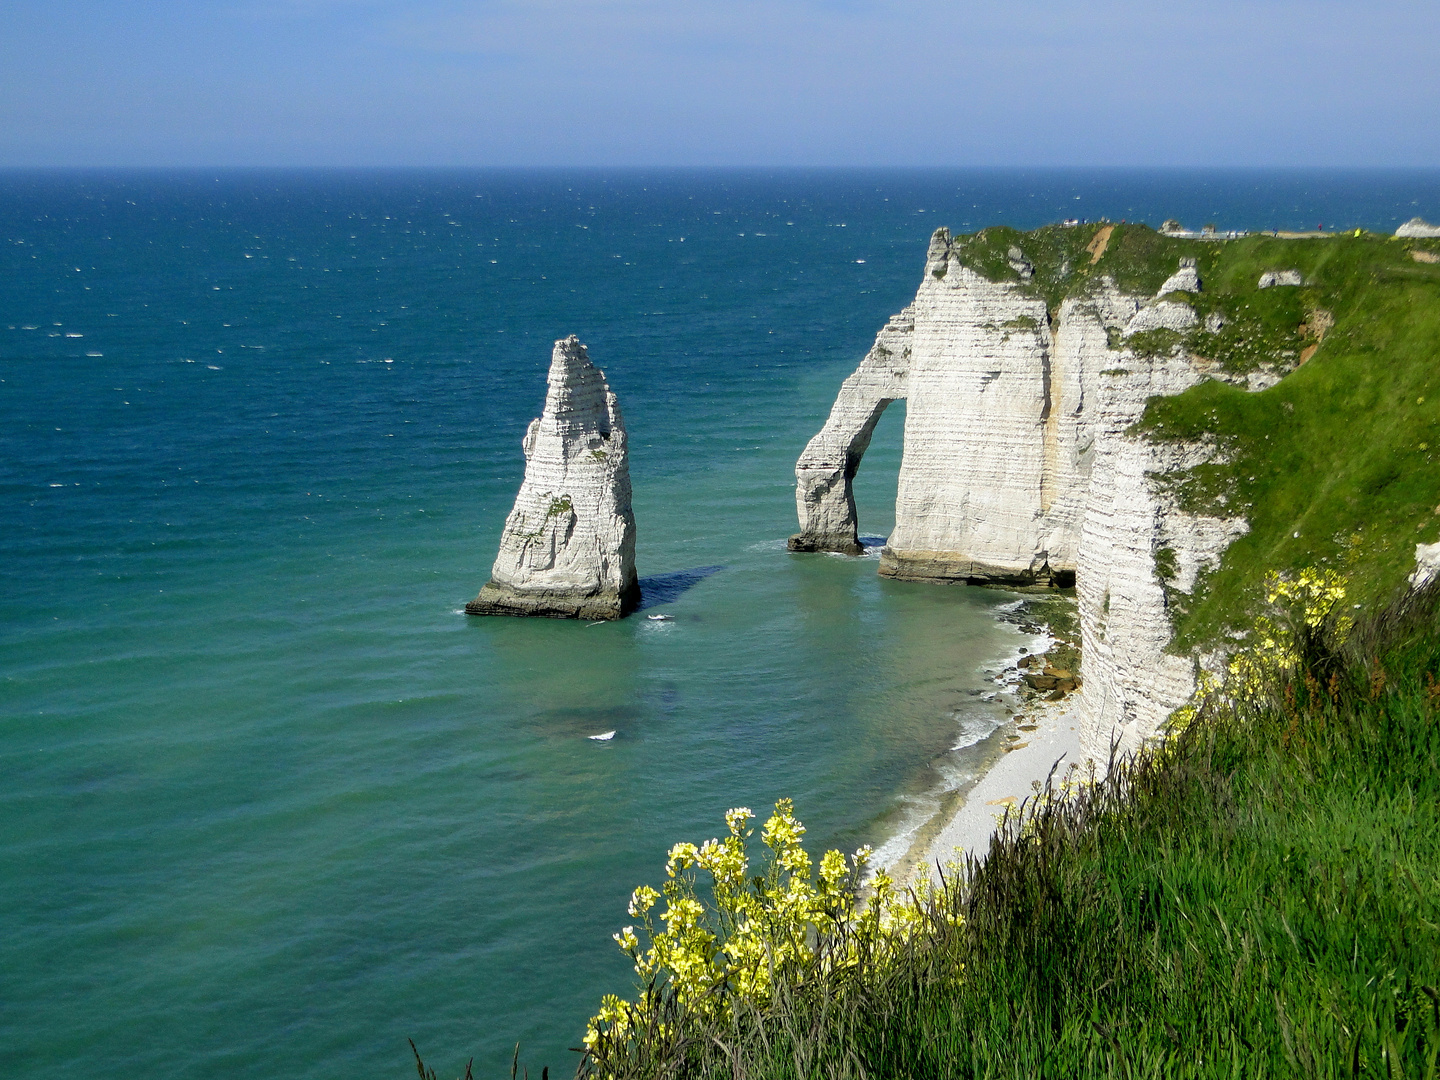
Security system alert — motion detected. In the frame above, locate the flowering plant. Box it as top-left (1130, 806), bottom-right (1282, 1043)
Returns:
top-left (1223, 567), bottom-right (1350, 704)
top-left (585, 798), bottom-right (941, 1052)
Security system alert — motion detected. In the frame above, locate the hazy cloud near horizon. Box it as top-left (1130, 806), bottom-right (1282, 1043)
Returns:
top-left (2, 0), bottom-right (1436, 166)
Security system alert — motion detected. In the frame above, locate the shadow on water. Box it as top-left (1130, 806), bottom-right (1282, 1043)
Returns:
top-left (636, 565), bottom-right (725, 611)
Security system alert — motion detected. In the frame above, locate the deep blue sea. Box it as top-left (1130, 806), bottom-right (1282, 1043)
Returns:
top-left (4, 169), bottom-right (1438, 1079)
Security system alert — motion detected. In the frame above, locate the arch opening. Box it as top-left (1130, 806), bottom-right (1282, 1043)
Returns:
top-left (849, 398), bottom-right (907, 549)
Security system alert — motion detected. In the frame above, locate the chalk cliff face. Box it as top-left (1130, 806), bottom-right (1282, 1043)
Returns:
top-left (881, 233), bottom-right (1083, 586)
top-left (1072, 341), bottom-right (1247, 755)
top-left (794, 227), bottom-right (1254, 754)
top-left (467, 336), bottom-right (640, 620)
top-left (1396, 217), bottom-right (1440, 238)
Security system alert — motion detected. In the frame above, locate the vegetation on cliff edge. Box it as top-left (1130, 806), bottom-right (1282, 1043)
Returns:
top-left (1132, 230), bottom-right (1440, 653)
top-left (548, 580), bottom-right (1440, 1079)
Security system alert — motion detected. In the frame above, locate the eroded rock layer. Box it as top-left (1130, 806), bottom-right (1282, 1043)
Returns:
top-left (467, 336), bottom-right (639, 620)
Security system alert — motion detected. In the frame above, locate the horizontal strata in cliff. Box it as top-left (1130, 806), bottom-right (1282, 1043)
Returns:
top-left (791, 225), bottom-right (1285, 753)
top-left (467, 336), bottom-right (639, 620)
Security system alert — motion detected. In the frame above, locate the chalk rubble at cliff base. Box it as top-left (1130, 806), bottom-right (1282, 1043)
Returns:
top-left (467, 336), bottom-right (640, 620)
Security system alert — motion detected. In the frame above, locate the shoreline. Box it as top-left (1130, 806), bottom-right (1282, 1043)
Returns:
top-left (881, 594), bottom-right (1095, 888)
top-left (895, 693), bottom-right (1088, 887)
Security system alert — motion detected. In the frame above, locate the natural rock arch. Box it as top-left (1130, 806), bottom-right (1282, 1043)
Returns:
top-left (787, 309), bottom-right (912, 555)
top-left (790, 225), bottom-right (1255, 758)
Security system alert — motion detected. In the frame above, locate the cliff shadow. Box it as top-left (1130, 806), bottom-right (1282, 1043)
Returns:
top-left (637, 565), bottom-right (725, 610)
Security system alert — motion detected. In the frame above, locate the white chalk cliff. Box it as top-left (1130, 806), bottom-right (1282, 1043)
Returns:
top-left (1396, 217), bottom-right (1440, 238)
top-left (794, 228), bottom-right (1255, 755)
top-left (468, 336), bottom-right (639, 620)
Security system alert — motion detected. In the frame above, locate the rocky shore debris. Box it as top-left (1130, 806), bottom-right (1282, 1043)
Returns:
top-left (466, 336), bottom-right (640, 620)
top-left (1014, 636), bottom-right (1082, 699)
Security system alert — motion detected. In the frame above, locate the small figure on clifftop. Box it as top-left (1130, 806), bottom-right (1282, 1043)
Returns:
top-left (466, 336), bottom-right (640, 620)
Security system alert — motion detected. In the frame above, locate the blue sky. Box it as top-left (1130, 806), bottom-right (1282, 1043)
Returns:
top-left (2, 0), bottom-right (1437, 166)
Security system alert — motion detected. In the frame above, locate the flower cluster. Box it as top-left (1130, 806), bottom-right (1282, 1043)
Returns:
top-left (1163, 568), bottom-right (1351, 736)
top-left (1224, 568), bottom-right (1350, 703)
top-left (584, 799), bottom-right (944, 1052)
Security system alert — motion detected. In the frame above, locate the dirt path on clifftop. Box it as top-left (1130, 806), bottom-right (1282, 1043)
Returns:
top-left (1086, 225), bottom-right (1114, 264)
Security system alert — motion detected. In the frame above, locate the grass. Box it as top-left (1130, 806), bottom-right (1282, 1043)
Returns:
top-left (1132, 231), bottom-right (1440, 650)
top-left (576, 585), bottom-right (1440, 1079)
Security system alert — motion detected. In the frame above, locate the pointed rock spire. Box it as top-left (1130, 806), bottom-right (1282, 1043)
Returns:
top-left (466, 336), bottom-right (640, 619)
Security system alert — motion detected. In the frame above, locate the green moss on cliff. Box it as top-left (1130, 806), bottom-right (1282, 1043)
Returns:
top-left (951, 221), bottom-right (1218, 309)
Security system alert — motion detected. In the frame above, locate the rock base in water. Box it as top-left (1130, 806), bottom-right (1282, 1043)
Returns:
top-left (786, 533), bottom-right (864, 556)
top-left (465, 579), bottom-right (641, 620)
top-left (878, 548), bottom-right (1076, 589)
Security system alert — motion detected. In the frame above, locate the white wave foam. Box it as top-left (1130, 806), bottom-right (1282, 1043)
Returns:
top-left (867, 792), bottom-right (941, 871)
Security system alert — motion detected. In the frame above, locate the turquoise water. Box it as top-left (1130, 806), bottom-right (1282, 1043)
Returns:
top-left (4, 169), bottom-right (1439, 1079)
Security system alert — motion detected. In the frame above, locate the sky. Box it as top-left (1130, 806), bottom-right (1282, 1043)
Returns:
top-left (1, 0), bottom-right (1437, 167)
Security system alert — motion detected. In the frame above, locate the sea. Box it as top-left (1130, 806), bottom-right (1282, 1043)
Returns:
top-left (4, 168), bottom-right (1438, 1079)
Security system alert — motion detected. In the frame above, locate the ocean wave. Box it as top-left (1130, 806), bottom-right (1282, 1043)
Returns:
top-left (950, 711), bottom-right (1001, 751)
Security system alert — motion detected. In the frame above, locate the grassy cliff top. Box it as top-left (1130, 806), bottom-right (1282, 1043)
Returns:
top-left (956, 222), bottom-right (1440, 652)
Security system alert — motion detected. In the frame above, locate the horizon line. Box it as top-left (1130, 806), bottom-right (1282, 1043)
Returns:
top-left (3, 162), bottom-right (1440, 174)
